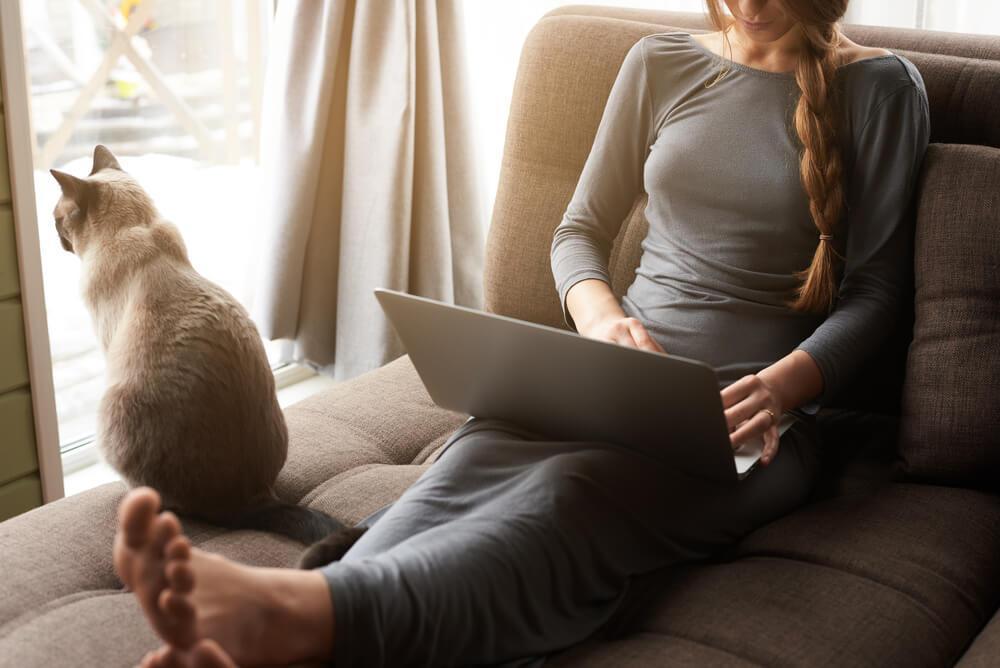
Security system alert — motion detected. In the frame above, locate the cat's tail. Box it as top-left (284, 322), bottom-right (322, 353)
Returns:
top-left (222, 498), bottom-right (351, 545)
top-left (297, 526), bottom-right (369, 569)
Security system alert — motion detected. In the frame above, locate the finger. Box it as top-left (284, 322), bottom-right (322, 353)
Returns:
top-left (729, 413), bottom-right (769, 448)
top-left (731, 423), bottom-right (750, 452)
top-left (730, 426), bottom-right (759, 453)
top-left (720, 374), bottom-right (762, 409)
top-left (634, 332), bottom-right (662, 353)
top-left (724, 401), bottom-right (753, 432)
top-left (724, 396), bottom-right (766, 432)
top-left (627, 321), bottom-right (664, 353)
top-left (761, 427), bottom-right (780, 465)
top-left (613, 326), bottom-right (639, 348)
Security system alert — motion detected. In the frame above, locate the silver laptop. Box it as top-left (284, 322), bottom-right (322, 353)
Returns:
top-left (374, 288), bottom-right (799, 483)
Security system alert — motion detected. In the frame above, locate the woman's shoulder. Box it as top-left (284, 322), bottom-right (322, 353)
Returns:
top-left (838, 44), bottom-right (927, 106)
top-left (839, 52), bottom-right (929, 139)
top-left (635, 30), bottom-right (706, 62)
top-left (839, 50), bottom-right (926, 95)
top-left (628, 31), bottom-right (718, 94)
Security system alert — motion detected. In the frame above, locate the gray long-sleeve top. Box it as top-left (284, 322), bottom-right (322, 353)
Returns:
top-left (550, 32), bottom-right (931, 413)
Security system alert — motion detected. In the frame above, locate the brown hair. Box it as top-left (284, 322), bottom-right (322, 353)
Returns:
top-left (704, 0), bottom-right (849, 314)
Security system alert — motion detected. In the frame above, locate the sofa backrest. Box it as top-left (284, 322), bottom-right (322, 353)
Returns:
top-left (483, 8), bottom-right (1000, 427)
top-left (898, 143), bottom-right (1000, 490)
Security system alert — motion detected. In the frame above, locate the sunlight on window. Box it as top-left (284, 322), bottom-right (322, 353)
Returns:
top-left (23, 0), bottom-right (275, 448)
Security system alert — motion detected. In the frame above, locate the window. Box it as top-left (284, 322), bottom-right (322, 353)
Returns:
top-left (22, 1), bottom-right (282, 458)
top-left (846, 0), bottom-right (1000, 33)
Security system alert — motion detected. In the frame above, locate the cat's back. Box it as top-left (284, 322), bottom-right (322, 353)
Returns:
top-left (130, 248), bottom-right (270, 378)
top-left (107, 221), bottom-right (277, 411)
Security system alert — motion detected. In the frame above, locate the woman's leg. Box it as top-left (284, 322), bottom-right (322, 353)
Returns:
top-left (340, 415), bottom-right (552, 561)
top-left (322, 417), bottom-right (821, 667)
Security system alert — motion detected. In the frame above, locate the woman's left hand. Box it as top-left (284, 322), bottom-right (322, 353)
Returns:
top-left (720, 374), bottom-right (785, 466)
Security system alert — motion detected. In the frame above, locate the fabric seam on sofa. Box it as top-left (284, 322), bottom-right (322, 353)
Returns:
top-left (731, 554), bottom-right (966, 646)
top-left (0, 588), bottom-right (126, 640)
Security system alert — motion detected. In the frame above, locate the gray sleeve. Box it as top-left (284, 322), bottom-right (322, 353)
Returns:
top-left (549, 38), bottom-right (654, 332)
top-left (794, 83), bottom-right (931, 409)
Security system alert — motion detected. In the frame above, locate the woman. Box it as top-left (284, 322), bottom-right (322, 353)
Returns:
top-left (114, 1), bottom-right (930, 666)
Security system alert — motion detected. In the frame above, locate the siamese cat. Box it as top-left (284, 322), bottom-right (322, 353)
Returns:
top-left (51, 145), bottom-right (347, 545)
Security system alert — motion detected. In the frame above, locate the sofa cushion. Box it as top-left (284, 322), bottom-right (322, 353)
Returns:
top-left (0, 592), bottom-right (159, 668)
top-left (736, 484), bottom-right (1000, 644)
top-left (898, 144), bottom-right (1000, 490)
top-left (555, 483), bottom-right (1000, 667)
top-left (0, 483), bottom-right (123, 632)
top-left (274, 353), bottom-right (467, 503)
top-left (550, 632), bottom-right (756, 667)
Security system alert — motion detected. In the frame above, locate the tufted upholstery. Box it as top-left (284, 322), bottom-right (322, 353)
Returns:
top-left (897, 144), bottom-right (1000, 491)
top-left (2, 7), bottom-right (999, 667)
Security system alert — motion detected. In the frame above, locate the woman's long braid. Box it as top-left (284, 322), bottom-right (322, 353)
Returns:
top-left (787, 22), bottom-right (847, 314)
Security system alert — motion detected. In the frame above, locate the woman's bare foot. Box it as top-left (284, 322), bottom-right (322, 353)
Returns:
top-left (114, 487), bottom-right (336, 667)
top-left (139, 639), bottom-right (236, 668)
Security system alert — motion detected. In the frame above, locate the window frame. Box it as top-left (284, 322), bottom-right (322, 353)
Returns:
top-left (1, 0), bottom-right (64, 503)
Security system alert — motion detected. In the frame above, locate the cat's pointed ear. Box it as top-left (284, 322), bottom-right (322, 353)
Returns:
top-left (90, 144), bottom-right (122, 174)
top-left (50, 169), bottom-right (92, 212)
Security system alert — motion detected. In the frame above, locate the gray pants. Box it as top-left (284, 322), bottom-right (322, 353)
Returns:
top-left (321, 415), bottom-right (821, 667)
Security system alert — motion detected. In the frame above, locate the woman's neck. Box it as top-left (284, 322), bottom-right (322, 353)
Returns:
top-left (721, 19), bottom-right (807, 73)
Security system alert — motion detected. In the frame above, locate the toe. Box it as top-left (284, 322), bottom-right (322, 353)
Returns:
top-left (165, 535), bottom-right (191, 561)
top-left (158, 589), bottom-right (197, 649)
top-left (191, 640), bottom-right (239, 668)
top-left (140, 645), bottom-right (173, 668)
top-left (150, 512), bottom-right (182, 556)
top-left (152, 646), bottom-right (187, 668)
top-left (120, 488), bottom-right (161, 550)
top-left (158, 588), bottom-right (195, 621)
top-left (166, 560), bottom-right (195, 594)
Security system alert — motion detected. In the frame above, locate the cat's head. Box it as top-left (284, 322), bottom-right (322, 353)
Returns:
top-left (49, 145), bottom-right (157, 256)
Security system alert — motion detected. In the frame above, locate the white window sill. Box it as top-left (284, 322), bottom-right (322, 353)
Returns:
top-left (62, 364), bottom-right (337, 498)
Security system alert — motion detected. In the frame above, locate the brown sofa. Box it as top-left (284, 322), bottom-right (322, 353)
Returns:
top-left (2, 7), bottom-right (999, 666)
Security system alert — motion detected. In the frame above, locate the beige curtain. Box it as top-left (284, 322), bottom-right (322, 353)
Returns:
top-left (253, 0), bottom-right (485, 381)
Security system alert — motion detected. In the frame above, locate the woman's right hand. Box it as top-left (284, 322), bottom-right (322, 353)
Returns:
top-left (579, 315), bottom-right (666, 354)
top-left (565, 279), bottom-right (665, 354)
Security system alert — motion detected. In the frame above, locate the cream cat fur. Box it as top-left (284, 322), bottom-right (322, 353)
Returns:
top-left (51, 145), bottom-right (344, 543)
